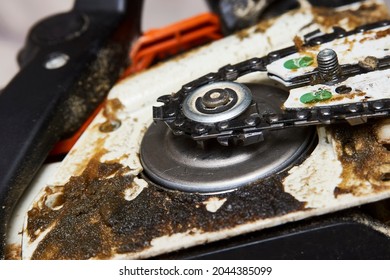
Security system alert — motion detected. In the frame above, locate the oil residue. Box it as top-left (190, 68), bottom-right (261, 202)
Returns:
top-left (27, 153), bottom-right (306, 259)
top-left (330, 91), bottom-right (366, 102)
top-left (5, 243), bottom-right (21, 260)
top-left (331, 122), bottom-right (390, 197)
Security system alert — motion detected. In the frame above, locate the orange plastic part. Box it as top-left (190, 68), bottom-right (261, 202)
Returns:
top-left (121, 12), bottom-right (222, 78)
top-left (50, 12), bottom-right (222, 156)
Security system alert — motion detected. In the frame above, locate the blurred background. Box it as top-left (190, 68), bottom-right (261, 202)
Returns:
top-left (0, 0), bottom-right (208, 88)
top-left (1, 0), bottom-right (390, 88)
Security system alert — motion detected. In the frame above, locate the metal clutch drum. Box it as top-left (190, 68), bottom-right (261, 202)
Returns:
top-left (141, 82), bottom-right (316, 193)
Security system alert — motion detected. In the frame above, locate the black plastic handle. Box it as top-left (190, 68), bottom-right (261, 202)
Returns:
top-left (0, 0), bottom-right (143, 259)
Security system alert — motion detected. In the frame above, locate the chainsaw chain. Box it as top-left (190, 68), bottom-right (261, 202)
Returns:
top-left (153, 20), bottom-right (390, 145)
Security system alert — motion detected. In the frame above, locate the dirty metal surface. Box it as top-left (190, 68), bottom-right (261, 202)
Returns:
top-left (332, 121), bottom-right (390, 196)
top-left (26, 159), bottom-right (305, 260)
top-left (7, 0), bottom-right (390, 259)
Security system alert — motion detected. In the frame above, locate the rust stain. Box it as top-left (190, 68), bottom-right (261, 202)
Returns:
top-left (330, 122), bottom-right (390, 197)
top-left (99, 98), bottom-right (124, 133)
top-left (26, 152), bottom-right (306, 259)
top-left (359, 28), bottom-right (390, 44)
top-left (294, 36), bottom-right (304, 50)
top-left (5, 243), bottom-right (22, 260)
top-left (236, 29), bottom-right (250, 40)
top-left (254, 17), bottom-right (276, 33)
top-left (375, 27), bottom-right (390, 39)
top-left (330, 91), bottom-right (366, 102)
top-left (103, 98), bottom-right (124, 118)
top-left (312, 2), bottom-right (390, 30)
top-left (333, 186), bottom-right (350, 197)
top-left (291, 36), bottom-right (319, 68)
top-left (102, 98), bottom-right (123, 122)
top-left (293, 36), bottom-right (320, 53)
top-left (301, 91), bottom-right (366, 107)
top-left (70, 138), bottom-right (109, 177)
top-left (342, 37), bottom-right (356, 51)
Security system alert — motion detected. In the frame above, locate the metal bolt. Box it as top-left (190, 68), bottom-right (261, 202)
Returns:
top-left (224, 66), bottom-right (237, 80)
top-left (201, 88), bottom-right (230, 108)
top-left (320, 108), bottom-right (331, 116)
top-left (317, 48), bottom-right (341, 83)
top-left (225, 65), bottom-right (235, 72)
top-left (268, 114), bottom-right (279, 122)
top-left (269, 52), bottom-right (279, 59)
top-left (297, 110), bottom-right (309, 119)
top-left (373, 101), bottom-right (384, 110)
top-left (206, 74), bottom-right (215, 80)
top-left (166, 108), bottom-right (176, 117)
top-left (245, 116), bottom-right (256, 126)
top-left (174, 119), bottom-right (185, 127)
top-left (195, 124), bottom-right (206, 134)
top-left (348, 104), bottom-right (359, 113)
top-left (183, 85), bottom-right (193, 92)
top-left (44, 52), bottom-right (69, 69)
top-left (173, 130), bottom-right (184, 136)
top-left (218, 121), bottom-right (229, 130)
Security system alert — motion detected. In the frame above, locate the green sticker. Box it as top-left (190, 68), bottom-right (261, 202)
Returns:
top-left (300, 93), bottom-right (317, 104)
top-left (300, 89), bottom-right (332, 104)
top-left (284, 56), bottom-right (314, 70)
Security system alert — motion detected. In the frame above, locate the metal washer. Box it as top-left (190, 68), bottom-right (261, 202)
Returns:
top-left (141, 84), bottom-right (316, 193)
top-left (182, 81), bottom-right (252, 123)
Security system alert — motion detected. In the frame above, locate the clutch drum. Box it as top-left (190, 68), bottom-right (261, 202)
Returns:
top-left (140, 83), bottom-right (315, 193)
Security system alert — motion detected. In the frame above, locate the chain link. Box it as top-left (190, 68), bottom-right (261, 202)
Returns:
top-left (153, 21), bottom-right (390, 146)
